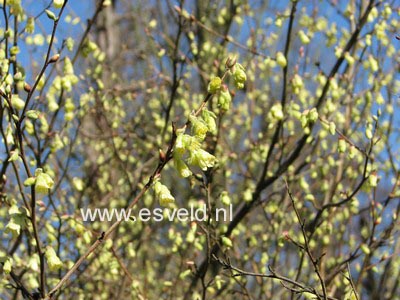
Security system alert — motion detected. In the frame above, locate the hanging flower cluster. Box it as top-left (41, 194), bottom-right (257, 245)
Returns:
top-left (173, 111), bottom-right (218, 179)
top-left (154, 181), bottom-right (175, 206)
top-left (153, 57), bottom-right (246, 206)
top-left (23, 168), bottom-right (54, 194)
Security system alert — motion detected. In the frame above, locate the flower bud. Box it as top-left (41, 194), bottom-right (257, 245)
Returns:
top-left (3, 259), bottom-right (12, 274)
top-left (225, 56), bottom-right (236, 69)
top-left (10, 46), bottom-right (20, 56)
top-left (298, 30), bottom-right (310, 44)
top-left (344, 52), bottom-right (355, 65)
top-left (159, 149), bottom-right (166, 162)
top-left (26, 110), bottom-right (39, 119)
top-left (329, 122), bottom-right (336, 135)
top-left (221, 236), bottom-right (233, 248)
top-left (338, 137), bottom-right (347, 153)
top-left (45, 9), bottom-right (58, 21)
top-left (23, 81), bottom-right (31, 92)
top-left (268, 103), bottom-right (284, 121)
top-left (276, 52), bottom-right (287, 67)
top-left (307, 108), bottom-right (318, 123)
top-left (369, 171), bottom-right (378, 187)
top-left (11, 94), bottom-right (25, 110)
top-left (63, 57), bottom-right (74, 75)
top-left (220, 191), bottom-right (231, 206)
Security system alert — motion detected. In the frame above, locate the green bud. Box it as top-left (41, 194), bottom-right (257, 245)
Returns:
top-left (220, 191), bottom-right (231, 206)
top-left (3, 258), bottom-right (12, 274)
top-left (269, 103), bottom-right (284, 121)
top-left (65, 37), bottom-right (74, 51)
top-left (329, 122), bottom-right (336, 135)
top-left (5, 73), bottom-right (13, 85)
top-left (369, 171), bottom-right (378, 187)
top-left (63, 57), bottom-right (74, 75)
top-left (360, 244), bottom-right (370, 255)
top-left (221, 236), bottom-right (233, 248)
top-left (344, 52), bottom-right (355, 65)
top-left (338, 137), bottom-right (347, 153)
top-left (298, 30), bottom-right (311, 44)
top-left (45, 9), bottom-right (58, 21)
top-left (11, 94), bottom-right (25, 110)
top-left (307, 108), bottom-right (318, 123)
top-left (292, 74), bottom-right (303, 88)
top-left (276, 52), bottom-right (287, 67)
top-left (365, 123), bottom-right (373, 139)
top-left (10, 46), bottom-right (20, 56)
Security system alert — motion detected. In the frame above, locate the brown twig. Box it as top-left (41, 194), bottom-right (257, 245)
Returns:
top-left (284, 180), bottom-right (328, 299)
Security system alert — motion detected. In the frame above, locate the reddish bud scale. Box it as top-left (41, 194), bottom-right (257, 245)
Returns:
top-left (49, 54), bottom-right (60, 63)
top-left (24, 83), bottom-right (32, 93)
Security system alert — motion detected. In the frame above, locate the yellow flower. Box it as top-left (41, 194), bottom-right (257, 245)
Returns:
top-left (174, 157), bottom-right (192, 178)
top-left (188, 149), bottom-right (216, 170)
top-left (45, 246), bottom-right (63, 271)
top-left (53, 0), bottom-right (65, 9)
top-left (218, 86), bottom-right (232, 111)
top-left (276, 52), bottom-right (287, 67)
top-left (207, 77), bottom-right (222, 94)
top-left (189, 115), bottom-right (208, 140)
top-left (154, 182), bottom-right (175, 206)
top-left (34, 168), bottom-right (54, 194)
top-left (233, 64), bottom-right (246, 89)
top-left (11, 94), bottom-right (25, 110)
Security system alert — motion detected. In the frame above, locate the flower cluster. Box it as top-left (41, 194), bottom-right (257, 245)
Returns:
top-left (154, 58), bottom-right (246, 206)
top-left (174, 110), bottom-right (218, 178)
top-left (300, 108), bottom-right (319, 129)
top-left (232, 63), bottom-right (247, 89)
top-left (209, 61), bottom-right (247, 111)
